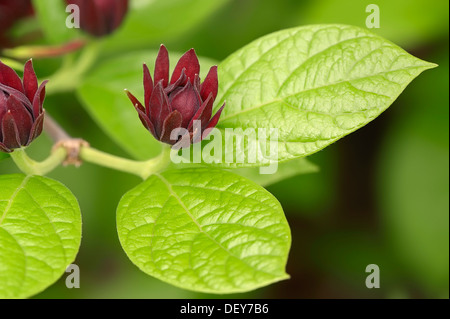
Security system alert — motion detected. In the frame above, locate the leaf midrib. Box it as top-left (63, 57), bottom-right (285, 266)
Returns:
top-left (153, 173), bottom-right (279, 280)
top-left (218, 65), bottom-right (427, 123)
top-left (0, 176), bottom-right (31, 226)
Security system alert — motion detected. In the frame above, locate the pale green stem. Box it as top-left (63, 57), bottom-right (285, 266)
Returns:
top-left (10, 147), bottom-right (67, 176)
top-left (47, 41), bottom-right (100, 94)
top-left (80, 146), bottom-right (172, 180)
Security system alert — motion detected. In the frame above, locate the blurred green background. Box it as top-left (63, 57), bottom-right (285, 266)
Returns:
top-left (1, 0), bottom-right (448, 298)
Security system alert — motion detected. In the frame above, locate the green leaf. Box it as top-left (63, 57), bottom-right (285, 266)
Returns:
top-left (207, 24), bottom-right (435, 167)
top-left (117, 168), bottom-right (290, 293)
top-left (32, 0), bottom-right (80, 44)
top-left (77, 50), bottom-right (218, 160)
top-left (0, 174), bottom-right (82, 299)
top-left (233, 158), bottom-right (319, 187)
top-left (101, 0), bottom-right (229, 53)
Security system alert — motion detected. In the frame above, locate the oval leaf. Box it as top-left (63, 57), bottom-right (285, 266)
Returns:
top-left (0, 174), bottom-right (82, 299)
top-left (208, 24), bottom-right (436, 167)
top-left (117, 168), bottom-right (291, 293)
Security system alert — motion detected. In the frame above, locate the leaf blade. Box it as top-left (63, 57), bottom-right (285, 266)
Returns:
top-left (117, 168), bottom-right (291, 293)
top-left (0, 174), bottom-right (82, 299)
top-left (209, 24), bottom-right (436, 167)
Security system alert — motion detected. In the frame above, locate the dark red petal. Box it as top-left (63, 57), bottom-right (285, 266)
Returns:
top-left (32, 80), bottom-right (48, 118)
top-left (7, 94), bottom-right (33, 145)
top-left (67, 0), bottom-right (101, 36)
top-left (169, 81), bottom-right (201, 128)
top-left (0, 60), bottom-right (24, 93)
top-left (0, 82), bottom-right (32, 111)
top-left (149, 82), bottom-right (171, 136)
top-left (23, 59), bottom-right (38, 103)
top-left (193, 73), bottom-right (201, 90)
top-left (27, 112), bottom-right (45, 146)
top-left (202, 103), bottom-right (225, 140)
top-left (1, 110), bottom-right (21, 149)
top-left (0, 142), bottom-right (12, 153)
top-left (143, 64), bottom-right (153, 109)
top-left (125, 89), bottom-right (145, 113)
top-left (200, 66), bottom-right (218, 101)
top-left (171, 49), bottom-right (200, 85)
top-left (154, 45), bottom-right (169, 87)
top-left (164, 68), bottom-right (186, 94)
top-left (111, 0), bottom-right (129, 31)
top-left (135, 105), bottom-right (157, 139)
top-left (188, 93), bottom-right (213, 131)
top-left (159, 110), bottom-right (183, 145)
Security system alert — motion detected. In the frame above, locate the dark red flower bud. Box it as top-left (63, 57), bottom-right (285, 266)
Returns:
top-left (65, 0), bottom-right (129, 37)
top-left (0, 0), bottom-right (34, 47)
top-left (126, 45), bottom-right (225, 148)
top-left (0, 60), bottom-right (47, 153)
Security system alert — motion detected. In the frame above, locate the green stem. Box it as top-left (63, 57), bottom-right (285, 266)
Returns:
top-left (10, 147), bottom-right (67, 176)
top-left (80, 146), bottom-right (172, 180)
top-left (47, 41), bottom-right (100, 94)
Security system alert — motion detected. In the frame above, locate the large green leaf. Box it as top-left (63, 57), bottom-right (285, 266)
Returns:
top-left (233, 157), bottom-right (318, 187)
top-left (0, 174), bottom-right (82, 299)
top-left (117, 168), bottom-right (290, 293)
top-left (78, 50), bottom-right (218, 160)
top-left (205, 24), bottom-right (435, 167)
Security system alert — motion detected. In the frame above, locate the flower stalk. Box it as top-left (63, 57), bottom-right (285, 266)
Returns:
top-left (10, 147), bottom-right (67, 176)
top-left (79, 145), bottom-right (171, 180)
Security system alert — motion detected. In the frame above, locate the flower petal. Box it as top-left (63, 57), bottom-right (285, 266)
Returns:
top-left (125, 89), bottom-right (145, 113)
top-left (1, 110), bottom-right (21, 149)
top-left (23, 59), bottom-right (38, 103)
top-left (154, 44), bottom-right (169, 87)
top-left (170, 48), bottom-right (200, 85)
top-left (202, 103), bottom-right (226, 139)
top-left (0, 82), bottom-right (32, 111)
top-left (111, 0), bottom-right (129, 32)
top-left (200, 66), bottom-right (218, 101)
top-left (27, 112), bottom-right (45, 146)
top-left (7, 94), bottom-right (33, 145)
top-left (143, 63), bottom-right (153, 109)
top-left (0, 142), bottom-right (11, 153)
top-left (149, 82), bottom-right (171, 136)
top-left (159, 110), bottom-right (183, 144)
top-left (0, 60), bottom-right (24, 93)
top-left (32, 80), bottom-right (48, 119)
top-left (188, 93), bottom-right (213, 131)
top-left (169, 81), bottom-right (201, 128)
top-left (135, 104), bottom-right (157, 139)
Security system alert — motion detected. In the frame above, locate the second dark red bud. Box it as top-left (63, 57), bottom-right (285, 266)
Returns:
top-left (65, 0), bottom-right (129, 37)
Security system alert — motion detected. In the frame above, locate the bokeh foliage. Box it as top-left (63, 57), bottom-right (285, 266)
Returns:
top-left (1, 0), bottom-right (448, 298)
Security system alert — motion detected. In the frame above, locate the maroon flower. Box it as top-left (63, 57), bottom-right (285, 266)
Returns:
top-left (0, 0), bottom-right (34, 48)
top-left (65, 0), bottom-right (129, 37)
top-left (126, 45), bottom-right (225, 148)
top-left (0, 60), bottom-right (47, 153)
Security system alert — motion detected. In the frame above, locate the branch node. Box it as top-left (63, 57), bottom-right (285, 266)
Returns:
top-left (53, 139), bottom-right (90, 167)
